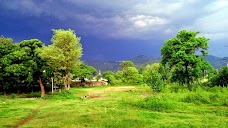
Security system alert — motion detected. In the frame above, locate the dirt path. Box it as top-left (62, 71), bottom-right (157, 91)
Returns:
top-left (86, 86), bottom-right (135, 98)
top-left (13, 86), bottom-right (136, 127)
top-left (12, 101), bottom-right (47, 128)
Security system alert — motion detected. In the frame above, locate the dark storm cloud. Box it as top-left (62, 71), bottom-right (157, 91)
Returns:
top-left (0, 0), bottom-right (228, 58)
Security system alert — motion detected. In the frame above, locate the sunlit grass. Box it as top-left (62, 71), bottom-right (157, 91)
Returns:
top-left (0, 85), bottom-right (227, 128)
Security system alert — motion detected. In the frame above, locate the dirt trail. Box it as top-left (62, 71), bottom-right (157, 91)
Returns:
top-left (86, 86), bottom-right (135, 98)
top-left (12, 101), bottom-right (47, 128)
top-left (13, 86), bottom-right (136, 127)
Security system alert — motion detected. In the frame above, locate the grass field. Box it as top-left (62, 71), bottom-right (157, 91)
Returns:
top-left (0, 85), bottom-right (227, 128)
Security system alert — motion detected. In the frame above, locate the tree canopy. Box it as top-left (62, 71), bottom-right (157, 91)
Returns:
top-left (161, 30), bottom-right (212, 87)
top-left (71, 63), bottom-right (97, 82)
top-left (119, 61), bottom-right (134, 70)
top-left (0, 37), bottom-right (51, 96)
top-left (211, 67), bottom-right (228, 87)
top-left (40, 29), bottom-right (82, 90)
top-left (142, 63), bottom-right (164, 91)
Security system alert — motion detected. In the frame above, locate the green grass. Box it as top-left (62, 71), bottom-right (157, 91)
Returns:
top-left (0, 85), bottom-right (227, 128)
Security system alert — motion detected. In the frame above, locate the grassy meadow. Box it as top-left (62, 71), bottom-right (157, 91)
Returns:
top-left (0, 85), bottom-right (227, 128)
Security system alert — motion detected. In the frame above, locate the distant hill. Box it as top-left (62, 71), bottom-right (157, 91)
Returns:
top-left (83, 55), bottom-right (227, 72)
top-left (204, 55), bottom-right (227, 69)
top-left (129, 55), bottom-right (160, 69)
top-left (83, 55), bottom-right (160, 72)
top-left (83, 60), bottom-right (121, 72)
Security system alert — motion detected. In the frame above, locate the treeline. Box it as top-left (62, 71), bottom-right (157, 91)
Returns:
top-left (102, 30), bottom-right (228, 90)
top-left (0, 29), bottom-right (88, 97)
top-left (0, 29), bottom-right (227, 97)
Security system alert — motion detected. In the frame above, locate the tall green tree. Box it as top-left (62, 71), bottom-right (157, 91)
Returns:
top-left (40, 29), bottom-right (82, 90)
top-left (161, 30), bottom-right (212, 88)
top-left (122, 67), bottom-right (143, 85)
top-left (119, 61), bottom-right (134, 70)
top-left (0, 37), bottom-right (17, 95)
top-left (143, 63), bottom-right (164, 91)
top-left (19, 39), bottom-right (51, 97)
top-left (0, 37), bottom-right (35, 95)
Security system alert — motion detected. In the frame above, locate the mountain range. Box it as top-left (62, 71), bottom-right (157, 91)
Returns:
top-left (83, 55), bottom-right (228, 72)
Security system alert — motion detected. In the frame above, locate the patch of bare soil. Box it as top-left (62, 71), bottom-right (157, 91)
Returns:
top-left (13, 116), bottom-right (34, 128)
top-left (84, 86), bottom-right (135, 99)
top-left (116, 86), bottom-right (136, 89)
top-left (22, 98), bottom-right (36, 100)
top-left (88, 86), bottom-right (135, 94)
top-left (87, 95), bottom-right (106, 99)
top-left (104, 86), bottom-right (135, 93)
top-left (12, 105), bottom-right (43, 128)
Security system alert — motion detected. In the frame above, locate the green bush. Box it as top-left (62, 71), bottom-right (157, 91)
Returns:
top-left (167, 84), bottom-right (181, 93)
top-left (140, 97), bottom-right (175, 112)
top-left (182, 92), bottom-right (210, 105)
top-left (210, 66), bottom-right (228, 87)
top-left (26, 92), bottom-right (41, 98)
top-left (45, 90), bottom-right (76, 99)
top-left (155, 85), bottom-right (228, 106)
top-left (11, 93), bottom-right (17, 99)
top-left (181, 87), bottom-right (228, 106)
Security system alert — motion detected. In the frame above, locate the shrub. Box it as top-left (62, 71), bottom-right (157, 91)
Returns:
top-left (26, 92), bottom-right (41, 98)
top-left (45, 90), bottom-right (76, 99)
top-left (210, 66), bottom-right (228, 87)
top-left (143, 67), bottom-right (164, 91)
top-left (182, 92), bottom-right (210, 105)
top-left (11, 93), bottom-right (17, 99)
top-left (167, 84), bottom-right (181, 93)
top-left (140, 97), bottom-right (175, 112)
top-left (181, 87), bottom-right (228, 106)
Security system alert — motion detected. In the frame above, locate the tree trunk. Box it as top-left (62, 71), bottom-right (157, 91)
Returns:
top-left (4, 91), bottom-right (6, 96)
top-left (64, 76), bottom-right (67, 90)
top-left (39, 76), bottom-right (45, 97)
top-left (68, 75), bottom-right (71, 90)
top-left (65, 68), bottom-right (71, 90)
top-left (185, 65), bottom-right (191, 90)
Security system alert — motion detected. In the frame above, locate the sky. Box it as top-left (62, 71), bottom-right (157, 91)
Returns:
top-left (0, 0), bottom-right (228, 60)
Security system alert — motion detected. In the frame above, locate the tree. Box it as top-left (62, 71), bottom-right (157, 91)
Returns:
top-left (211, 67), bottom-right (228, 87)
top-left (0, 35), bottom-right (13, 45)
top-left (0, 36), bottom-right (13, 95)
top-left (119, 61), bottom-right (134, 70)
top-left (40, 29), bottom-right (82, 90)
top-left (161, 30), bottom-right (212, 88)
top-left (122, 67), bottom-right (143, 85)
top-left (102, 71), bottom-right (119, 85)
top-left (102, 71), bottom-right (115, 78)
top-left (0, 39), bottom-right (35, 95)
top-left (71, 63), bottom-right (97, 82)
top-left (19, 39), bottom-right (51, 97)
top-left (0, 38), bottom-right (50, 97)
top-left (116, 61), bottom-right (142, 85)
top-left (0, 37), bottom-right (30, 95)
top-left (115, 70), bottom-right (124, 81)
top-left (159, 65), bottom-right (172, 83)
top-left (142, 63), bottom-right (164, 91)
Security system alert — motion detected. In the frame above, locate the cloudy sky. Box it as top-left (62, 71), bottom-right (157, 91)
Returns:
top-left (0, 0), bottom-right (228, 60)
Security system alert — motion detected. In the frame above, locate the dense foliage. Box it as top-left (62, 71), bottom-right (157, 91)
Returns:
top-left (40, 29), bottom-right (82, 90)
top-left (161, 30), bottom-right (212, 88)
top-left (0, 29), bottom-right (227, 97)
top-left (71, 63), bottom-right (97, 82)
top-left (142, 63), bottom-right (164, 91)
top-left (0, 38), bottom-right (52, 96)
top-left (0, 29), bottom-right (83, 96)
top-left (210, 66), bottom-right (228, 87)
